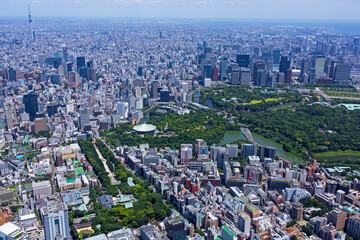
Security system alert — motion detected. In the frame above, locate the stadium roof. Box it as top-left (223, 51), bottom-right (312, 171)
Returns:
top-left (133, 123), bottom-right (156, 133)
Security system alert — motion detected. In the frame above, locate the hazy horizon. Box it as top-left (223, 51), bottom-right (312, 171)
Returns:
top-left (1, 0), bottom-right (360, 20)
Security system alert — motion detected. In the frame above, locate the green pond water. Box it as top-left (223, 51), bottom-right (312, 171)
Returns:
top-left (219, 130), bottom-right (303, 163)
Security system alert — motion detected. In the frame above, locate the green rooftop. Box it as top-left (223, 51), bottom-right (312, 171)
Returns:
top-left (66, 178), bottom-right (76, 183)
top-left (246, 204), bottom-right (258, 212)
top-left (222, 226), bottom-right (236, 237)
top-left (75, 167), bottom-right (85, 175)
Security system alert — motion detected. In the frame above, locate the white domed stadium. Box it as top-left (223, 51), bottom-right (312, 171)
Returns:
top-left (133, 123), bottom-right (157, 134)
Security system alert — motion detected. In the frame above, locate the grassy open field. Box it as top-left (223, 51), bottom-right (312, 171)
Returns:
top-left (249, 98), bottom-right (280, 105)
top-left (314, 150), bottom-right (360, 158)
top-left (272, 102), bottom-right (302, 111)
top-left (324, 91), bottom-right (360, 98)
top-left (265, 98), bottom-right (281, 102)
top-left (249, 100), bottom-right (262, 104)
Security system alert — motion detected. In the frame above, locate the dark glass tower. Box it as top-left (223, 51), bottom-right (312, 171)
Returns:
top-left (77, 56), bottom-right (86, 70)
top-left (23, 92), bottom-right (38, 121)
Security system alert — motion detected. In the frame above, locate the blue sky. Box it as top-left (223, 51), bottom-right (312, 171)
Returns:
top-left (1, 0), bottom-right (360, 20)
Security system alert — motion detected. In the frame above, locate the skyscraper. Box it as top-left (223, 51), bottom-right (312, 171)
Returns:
top-left (334, 63), bottom-right (351, 83)
top-left (220, 56), bottom-right (227, 80)
top-left (301, 59), bottom-right (310, 76)
top-left (253, 60), bottom-right (266, 83)
top-left (347, 214), bottom-right (360, 240)
top-left (28, 5), bottom-right (34, 40)
top-left (237, 212), bottom-right (251, 236)
top-left (116, 102), bottom-right (129, 119)
top-left (241, 144), bottom-right (257, 159)
top-left (255, 69), bottom-right (266, 86)
top-left (7, 67), bottom-right (16, 82)
top-left (239, 68), bottom-right (251, 86)
top-left (41, 203), bottom-right (70, 240)
top-left (23, 92), bottom-right (38, 121)
top-left (279, 56), bottom-right (291, 74)
top-left (273, 50), bottom-right (281, 64)
top-left (151, 81), bottom-right (159, 98)
top-left (79, 109), bottom-right (90, 130)
top-left (237, 55), bottom-right (250, 68)
top-left (327, 209), bottom-right (347, 230)
top-left (266, 71), bottom-right (274, 88)
top-left (231, 65), bottom-right (240, 85)
top-left (5, 110), bottom-right (13, 130)
top-left (315, 56), bottom-right (326, 74)
top-left (76, 56), bottom-right (86, 70)
top-left (290, 203), bottom-right (304, 221)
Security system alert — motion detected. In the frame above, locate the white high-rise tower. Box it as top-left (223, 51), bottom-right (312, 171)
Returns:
top-left (28, 5), bottom-right (34, 40)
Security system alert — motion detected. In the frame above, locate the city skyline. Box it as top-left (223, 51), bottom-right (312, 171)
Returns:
top-left (1, 0), bottom-right (360, 20)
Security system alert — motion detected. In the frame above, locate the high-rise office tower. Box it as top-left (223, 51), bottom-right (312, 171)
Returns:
top-left (354, 37), bottom-right (359, 54)
top-left (224, 161), bottom-right (232, 184)
top-left (86, 68), bottom-right (96, 81)
top-left (241, 144), bottom-right (257, 159)
top-left (166, 219), bottom-right (187, 240)
top-left (5, 110), bottom-right (13, 130)
top-left (41, 203), bottom-right (70, 240)
top-left (181, 144), bottom-right (192, 164)
top-left (286, 69), bottom-right (292, 83)
top-left (334, 64), bottom-right (351, 83)
top-left (50, 74), bottom-right (61, 85)
top-left (328, 209), bottom-right (347, 230)
top-left (202, 64), bottom-right (212, 83)
top-left (301, 59), bottom-right (310, 76)
top-left (315, 56), bottom-right (326, 74)
top-left (329, 60), bottom-right (339, 79)
top-left (23, 92), bottom-right (38, 121)
top-left (336, 190), bottom-right (345, 204)
top-left (79, 67), bottom-right (87, 79)
top-left (255, 69), bottom-right (267, 86)
top-left (66, 62), bottom-right (72, 73)
top-left (137, 65), bottom-right (143, 77)
top-left (240, 68), bottom-right (251, 86)
top-left (259, 145), bottom-right (276, 159)
top-left (79, 109), bottom-right (90, 130)
top-left (237, 212), bottom-right (251, 236)
top-left (47, 103), bottom-right (58, 117)
top-left (354, 37), bottom-right (360, 47)
top-left (62, 47), bottom-right (69, 62)
top-left (237, 55), bottom-right (250, 68)
top-left (55, 152), bottom-right (64, 167)
top-left (273, 50), bottom-right (281, 64)
top-left (309, 68), bottom-right (316, 84)
top-left (7, 67), bottom-right (16, 82)
top-left (220, 56), bottom-right (227, 80)
top-left (117, 102), bottom-right (129, 119)
top-left (254, 60), bottom-right (266, 75)
top-left (290, 203), bottom-right (304, 221)
top-left (253, 60), bottom-right (266, 81)
top-left (76, 56), bottom-right (86, 70)
top-left (279, 56), bottom-right (291, 74)
top-left (347, 214), bottom-right (360, 240)
top-left (160, 89), bottom-right (170, 102)
top-left (231, 65), bottom-right (240, 85)
top-left (124, 95), bottom-right (136, 112)
top-left (151, 81), bottom-right (159, 98)
top-left (266, 71), bottom-right (274, 88)
top-left (34, 118), bottom-right (47, 134)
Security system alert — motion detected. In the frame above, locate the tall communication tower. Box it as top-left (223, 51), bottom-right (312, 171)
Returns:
top-left (28, 5), bottom-right (34, 40)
